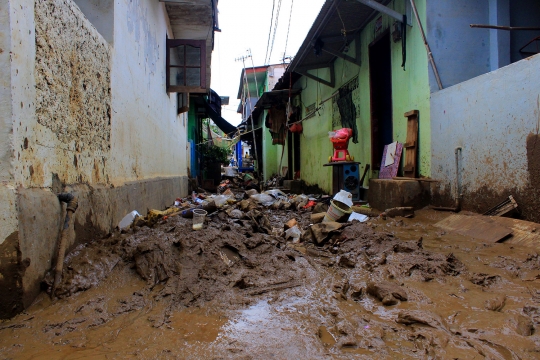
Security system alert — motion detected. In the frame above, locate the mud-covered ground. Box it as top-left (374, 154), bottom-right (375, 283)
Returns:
top-left (2, 205), bottom-right (540, 359)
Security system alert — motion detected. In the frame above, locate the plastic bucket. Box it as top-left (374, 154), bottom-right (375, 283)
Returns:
top-left (323, 200), bottom-right (352, 223)
top-left (192, 209), bottom-right (207, 230)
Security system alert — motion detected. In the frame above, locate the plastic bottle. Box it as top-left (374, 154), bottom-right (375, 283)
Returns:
top-left (118, 210), bottom-right (141, 230)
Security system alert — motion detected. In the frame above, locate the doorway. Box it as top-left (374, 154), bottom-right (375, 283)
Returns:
top-left (369, 32), bottom-right (393, 170)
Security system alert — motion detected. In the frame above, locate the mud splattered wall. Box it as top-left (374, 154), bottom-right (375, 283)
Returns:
top-left (431, 53), bottom-right (540, 222)
top-left (22, 0), bottom-right (111, 188)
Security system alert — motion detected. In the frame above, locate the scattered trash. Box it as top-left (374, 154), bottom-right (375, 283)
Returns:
top-left (311, 213), bottom-right (326, 224)
top-left (303, 200), bottom-right (317, 209)
top-left (333, 190), bottom-right (353, 207)
top-left (310, 222), bottom-right (345, 245)
top-left (348, 212), bottom-right (369, 222)
top-left (285, 218), bottom-right (298, 229)
top-left (217, 180), bottom-right (230, 193)
top-left (285, 225), bottom-right (302, 243)
top-left (250, 193), bottom-right (276, 206)
top-left (119, 210), bottom-right (141, 230)
top-left (293, 194), bottom-right (309, 209)
top-left (192, 209), bottom-right (207, 230)
top-left (382, 207), bottom-right (415, 218)
top-left (313, 202), bottom-right (329, 214)
top-left (323, 200), bottom-right (352, 223)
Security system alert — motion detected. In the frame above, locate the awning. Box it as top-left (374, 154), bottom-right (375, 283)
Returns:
top-left (203, 98), bottom-right (237, 137)
top-left (254, 89), bottom-right (301, 109)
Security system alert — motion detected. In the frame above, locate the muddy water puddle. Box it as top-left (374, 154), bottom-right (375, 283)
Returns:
top-left (2, 209), bottom-right (540, 358)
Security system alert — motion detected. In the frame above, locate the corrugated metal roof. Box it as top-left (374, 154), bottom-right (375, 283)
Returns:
top-left (288, 0), bottom-right (391, 75)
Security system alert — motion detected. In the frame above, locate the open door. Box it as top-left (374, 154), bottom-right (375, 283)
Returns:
top-left (369, 32), bottom-right (393, 170)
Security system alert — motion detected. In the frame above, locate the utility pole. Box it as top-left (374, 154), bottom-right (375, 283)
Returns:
top-left (235, 51), bottom-right (260, 177)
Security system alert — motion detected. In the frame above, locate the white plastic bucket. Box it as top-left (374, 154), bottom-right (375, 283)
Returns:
top-left (323, 200), bottom-right (352, 223)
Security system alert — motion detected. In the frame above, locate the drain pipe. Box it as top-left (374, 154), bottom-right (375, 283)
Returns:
top-left (454, 146), bottom-right (463, 211)
top-left (51, 193), bottom-right (78, 298)
top-left (431, 147), bottom-right (462, 212)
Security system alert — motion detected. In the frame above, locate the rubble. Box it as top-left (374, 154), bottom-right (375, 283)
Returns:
top-left (6, 184), bottom-right (540, 359)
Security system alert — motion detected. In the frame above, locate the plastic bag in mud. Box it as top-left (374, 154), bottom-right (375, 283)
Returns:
top-left (250, 193), bottom-right (276, 206)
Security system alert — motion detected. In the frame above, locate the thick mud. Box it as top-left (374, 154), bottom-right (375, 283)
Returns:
top-left (1, 208), bottom-right (540, 359)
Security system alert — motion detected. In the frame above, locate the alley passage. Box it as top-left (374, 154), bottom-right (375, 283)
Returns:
top-left (1, 208), bottom-right (540, 359)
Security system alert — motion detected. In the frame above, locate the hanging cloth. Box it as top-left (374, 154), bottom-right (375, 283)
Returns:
top-left (337, 88), bottom-right (358, 143)
top-left (267, 106), bottom-right (287, 145)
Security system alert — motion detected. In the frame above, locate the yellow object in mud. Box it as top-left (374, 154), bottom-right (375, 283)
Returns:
top-left (147, 207), bottom-right (180, 225)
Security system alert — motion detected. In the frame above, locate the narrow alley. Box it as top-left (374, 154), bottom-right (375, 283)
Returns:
top-left (1, 0), bottom-right (540, 359)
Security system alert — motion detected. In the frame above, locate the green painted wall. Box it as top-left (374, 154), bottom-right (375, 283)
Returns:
top-left (297, 0), bottom-right (431, 193)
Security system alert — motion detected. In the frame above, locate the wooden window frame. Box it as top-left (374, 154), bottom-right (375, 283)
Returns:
top-left (177, 92), bottom-right (189, 114)
top-left (166, 39), bottom-right (206, 93)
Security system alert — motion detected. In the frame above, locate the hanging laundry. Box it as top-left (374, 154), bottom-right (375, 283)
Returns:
top-left (266, 105), bottom-right (287, 145)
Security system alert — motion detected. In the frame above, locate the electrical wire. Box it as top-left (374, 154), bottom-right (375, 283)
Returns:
top-left (267, 0), bottom-right (283, 65)
top-left (264, 0), bottom-right (276, 66)
top-left (282, 0), bottom-right (294, 63)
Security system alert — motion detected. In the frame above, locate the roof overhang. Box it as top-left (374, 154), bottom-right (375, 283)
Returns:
top-left (254, 89), bottom-right (301, 109)
top-left (162, 0), bottom-right (218, 90)
top-left (288, 0), bottom-right (410, 87)
top-left (237, 66), bottom-right (268, 99)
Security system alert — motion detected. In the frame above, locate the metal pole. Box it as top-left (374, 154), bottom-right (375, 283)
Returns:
top-left (410, 0), bottom-right (443, 90)
top-left (355, 0), bottom-right (404, 23)
top-left (470, 24), bottom-right (540, 31)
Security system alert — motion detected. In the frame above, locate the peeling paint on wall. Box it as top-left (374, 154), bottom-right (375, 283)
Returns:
top-left (35, 0), bottom-right (111, 155)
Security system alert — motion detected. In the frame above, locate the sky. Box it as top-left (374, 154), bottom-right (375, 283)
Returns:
top-left (210, 0), bottom-right (326, 126)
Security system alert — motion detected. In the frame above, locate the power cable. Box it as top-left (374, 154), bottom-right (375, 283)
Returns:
top-left (267, 0), bottom-right (283, 65)
top-left (264, 0), bottom-right (276, 66)
top-left (282, 0), bottom-right (294, 63)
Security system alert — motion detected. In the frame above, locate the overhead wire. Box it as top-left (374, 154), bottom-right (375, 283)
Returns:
top-left (264, 0), bottom-right (276, 66)
top-left (282, 0), bottom-right (294, 63)
top-left (266, 0), bottom-right (283, 65)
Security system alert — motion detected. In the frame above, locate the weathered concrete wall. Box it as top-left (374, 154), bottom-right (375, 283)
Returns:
top-left (109, 0), bottom-right (188, 186)
top-left (31, 0), bottom-right (111, 188)
top-left (431, 53), bottom-right (540, 222)
top-left (0, 0), bottom-right (191, 318)
top-left (16, 176), bottom-right (187, 310)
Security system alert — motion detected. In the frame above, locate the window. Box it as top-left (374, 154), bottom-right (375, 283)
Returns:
top-left (177, 93), bottom-right (189, 114)
top-left (166, 39), bottom-right (206, 93)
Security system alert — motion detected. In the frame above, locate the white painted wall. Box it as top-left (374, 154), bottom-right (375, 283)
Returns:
top-left (431, 53), bottom-right (540, 196)
top-left (0, 0), bottom-right (13, 182)
top-left (109, 0), bottom-right (187, 186)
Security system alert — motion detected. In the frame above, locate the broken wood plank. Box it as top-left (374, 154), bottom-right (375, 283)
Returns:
top-left (434, 214), bottom-right (513, 243)
top-left (403, 110), bottom-right (419, 178)
top-left (393, 177), bottom-right (440, 182)
top-left (489, 217), bottom-right (540, 250)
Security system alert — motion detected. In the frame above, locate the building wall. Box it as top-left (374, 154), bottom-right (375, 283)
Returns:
top-left (426, 0), bottom-right (490, 93)
top-left (510, 0), bottom-right (540, 63)
top-left (109, 0), bottom-right (188, 187)
top-left (0, 0), bottom-right (190, 318)
top-left (297, 0), bottom-right (430, 193)
top-left (431, 53), bottom-right (540, 222)
top-left (72, 0), bottom-right (114, 43)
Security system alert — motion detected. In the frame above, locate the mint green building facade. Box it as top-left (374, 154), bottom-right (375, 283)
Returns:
top-left (282, 0), bottom-right (431, 194)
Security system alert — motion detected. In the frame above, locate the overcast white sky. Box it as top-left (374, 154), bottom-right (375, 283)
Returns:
top-left (211, 0), bottom-right (326, 126)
